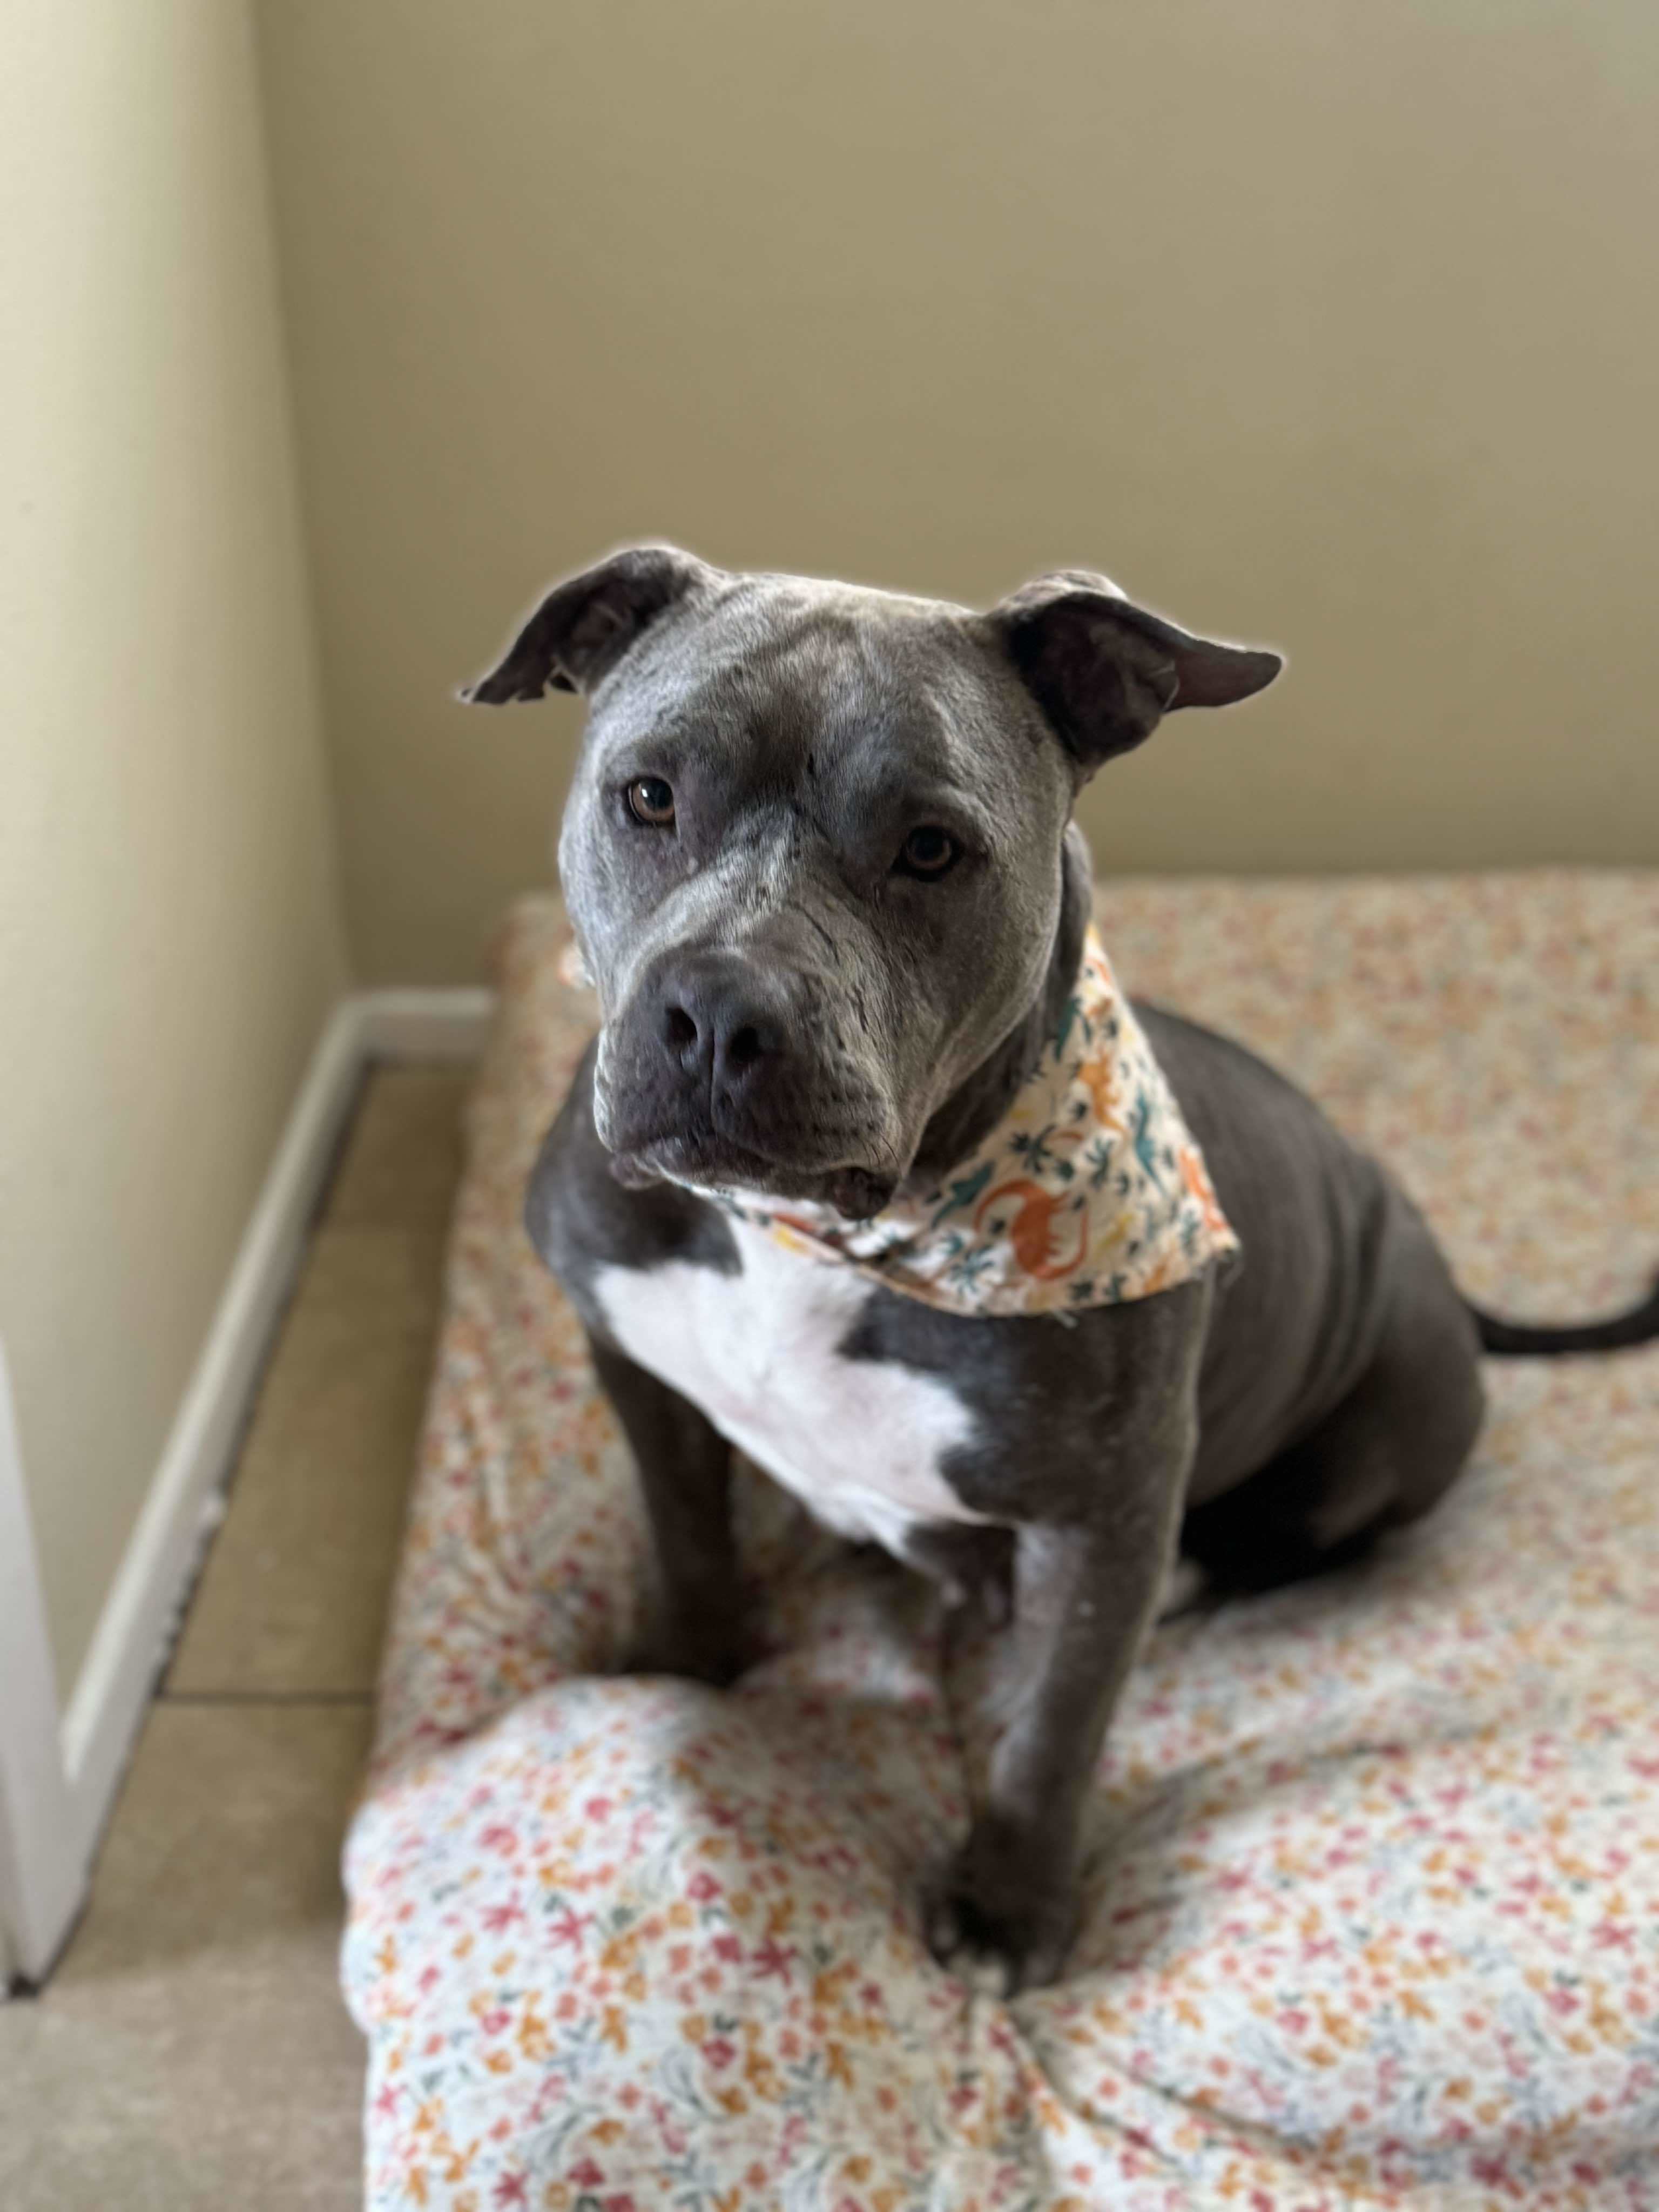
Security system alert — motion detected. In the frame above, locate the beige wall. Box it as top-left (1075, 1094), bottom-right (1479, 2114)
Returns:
top-left (0, 1), bottom-right (349, 1696)
top-left (259, 0), bottom-right (1659, 986)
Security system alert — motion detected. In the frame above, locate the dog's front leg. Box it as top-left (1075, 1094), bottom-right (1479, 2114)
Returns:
top-left (930, 1494), bottom-right (1184, 1993)
top-left (586, 1336), bottom-right (748, 1687)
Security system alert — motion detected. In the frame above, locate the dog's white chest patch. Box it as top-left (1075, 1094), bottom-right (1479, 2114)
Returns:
top-left (592, 1219), bottom-right (987, 1553)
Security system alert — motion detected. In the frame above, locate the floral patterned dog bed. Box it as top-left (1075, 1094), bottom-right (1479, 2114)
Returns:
top-left (342, 874), bottom-right (1659, 2212)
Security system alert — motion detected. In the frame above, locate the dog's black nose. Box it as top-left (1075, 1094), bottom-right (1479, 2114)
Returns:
top-left (657, 955), bottom-right (786, 1098)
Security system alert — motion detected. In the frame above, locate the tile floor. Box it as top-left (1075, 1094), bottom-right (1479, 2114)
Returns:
top-left (0, 1065), bottom-right (471, 2211)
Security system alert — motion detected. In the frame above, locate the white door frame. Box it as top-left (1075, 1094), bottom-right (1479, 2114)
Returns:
top-left (0, 1338), bottom-right (85, 1987)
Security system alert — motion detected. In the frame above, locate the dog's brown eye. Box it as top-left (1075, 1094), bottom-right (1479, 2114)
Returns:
top-left (897, 825), bottom-right (958, 878)
top-left (626, 777), bottom-right (676, 827)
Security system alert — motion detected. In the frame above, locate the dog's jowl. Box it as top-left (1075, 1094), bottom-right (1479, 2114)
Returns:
top-left (464, 545), bottom-right (1659, 1992)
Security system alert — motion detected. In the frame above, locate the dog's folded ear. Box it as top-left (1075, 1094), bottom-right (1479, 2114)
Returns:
top-left (460, 543), bottom-right (713, 704)
top-left (986, 570), bottom-right (1283, 779)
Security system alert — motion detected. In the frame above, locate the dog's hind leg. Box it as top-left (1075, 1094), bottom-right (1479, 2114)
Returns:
top-left (1181, 1225), bottom-right (1486, 1593)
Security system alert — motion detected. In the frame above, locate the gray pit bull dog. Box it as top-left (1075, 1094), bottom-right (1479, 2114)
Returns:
top-left (463, 544), bottom-right (1659, 1992)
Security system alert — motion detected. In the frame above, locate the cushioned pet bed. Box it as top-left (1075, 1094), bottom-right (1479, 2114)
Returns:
top-left (342, 874), bottom-right (1659, 2212)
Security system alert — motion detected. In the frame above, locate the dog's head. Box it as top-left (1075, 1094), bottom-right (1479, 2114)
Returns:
top-left (464, 545), bottom-right (1280, 1216)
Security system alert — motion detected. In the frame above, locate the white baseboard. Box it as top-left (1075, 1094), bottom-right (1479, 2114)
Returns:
top-left (358, 985), bottom-right (496, 1061)
top-left (1, 984), bottom-right (495, 1986)
top-left (57, 996), bottom-right (369, 1850)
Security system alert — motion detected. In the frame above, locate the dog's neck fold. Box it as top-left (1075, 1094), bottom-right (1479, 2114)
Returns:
top-left (903, 822), bottom-right (1096, 1196)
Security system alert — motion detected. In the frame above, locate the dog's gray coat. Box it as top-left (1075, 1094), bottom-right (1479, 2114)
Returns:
top-left (465, 545), bottom-right (1657, 1991)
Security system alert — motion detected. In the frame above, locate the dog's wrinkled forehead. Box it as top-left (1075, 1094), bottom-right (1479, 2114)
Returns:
top-left (583, 572), bottom-right (1037, 820)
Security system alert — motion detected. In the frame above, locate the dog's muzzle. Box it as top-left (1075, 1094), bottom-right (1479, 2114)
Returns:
top-left (596, 946), bottom-right (901, 1215)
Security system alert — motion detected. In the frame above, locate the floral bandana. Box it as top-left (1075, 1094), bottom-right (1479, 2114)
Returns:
top-left (561, 925), bottom-right (1239, 1319)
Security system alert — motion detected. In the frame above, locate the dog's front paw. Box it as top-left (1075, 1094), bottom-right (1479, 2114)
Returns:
top-left (924, 1827), bottom-right (1080, 1997)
